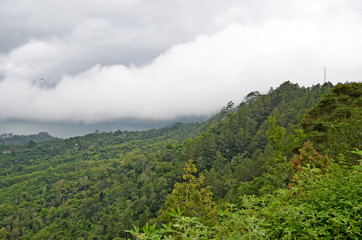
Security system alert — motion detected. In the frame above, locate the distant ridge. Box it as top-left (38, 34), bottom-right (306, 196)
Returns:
top-left (0, 132), bottom-right (59, 145)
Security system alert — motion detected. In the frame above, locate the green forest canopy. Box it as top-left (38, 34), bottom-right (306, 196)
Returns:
top-left (0, 81), bottom-right (361, 239)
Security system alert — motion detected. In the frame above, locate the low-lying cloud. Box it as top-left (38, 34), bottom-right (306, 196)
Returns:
top-left (1, 0), bottom-right (362, 123)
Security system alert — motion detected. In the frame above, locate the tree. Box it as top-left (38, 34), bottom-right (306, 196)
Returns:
top-left (159, 160), bottom-right (217, 225)
top-left (27, 139), bottom-right (37, 148)
top-left (301, 82), bottom-right (362, 164)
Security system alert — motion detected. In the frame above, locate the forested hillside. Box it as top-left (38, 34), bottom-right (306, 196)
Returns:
top-left (1, 81), bottom-right (361, 239)
top-left (183, 81), bottom-right (334, 200)
top-left (0, 132), bottom-right (58, 146)
top-left (0, 122), bottom-right (204, 239)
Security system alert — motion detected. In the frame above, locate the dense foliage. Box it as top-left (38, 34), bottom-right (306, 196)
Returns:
top-left (0, 123), bottom-right (203, 239)
top-left (1, 81), bottom-right (361, 239)
top-left (185, 81), bottom-right (332, 199)
top-left (130, 149), bottom-right (361, 239)
top-left (301, 82), bottom-right (362, 164)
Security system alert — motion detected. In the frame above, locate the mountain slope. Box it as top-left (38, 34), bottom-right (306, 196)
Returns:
top-left (0, 81), bottom-right (336, 239)
top-left (184, 81), bottom-right (332, 199)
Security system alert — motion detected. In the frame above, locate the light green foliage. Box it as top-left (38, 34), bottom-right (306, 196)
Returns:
top-left (258, 116), bottom-right (290, 193)
top-left (266, 116), bottom-right (287, 154)
top-left (129, 209), bottom-right (214, 239)
top-left (264, 161), bottom-right (362, 239)
top-left (159, 161), bottom-right (217, 225)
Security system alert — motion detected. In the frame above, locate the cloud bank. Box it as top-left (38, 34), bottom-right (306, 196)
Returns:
top-left (1, 0), bottom-right (362, 123)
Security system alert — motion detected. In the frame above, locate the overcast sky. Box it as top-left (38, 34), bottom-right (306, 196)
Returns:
top-left (1, 0), bottom-right (362, 136)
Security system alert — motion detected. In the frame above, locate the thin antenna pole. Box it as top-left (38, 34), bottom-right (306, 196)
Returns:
top-left (324, 66), bottom-right (326, 83)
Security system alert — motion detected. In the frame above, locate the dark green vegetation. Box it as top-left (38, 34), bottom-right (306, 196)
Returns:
top-left (0, 132), bottom-right (58, 146)
top-left (301, 82), bottom-right (362, 164)
top-left (1, 82), bottom-right (361, 239)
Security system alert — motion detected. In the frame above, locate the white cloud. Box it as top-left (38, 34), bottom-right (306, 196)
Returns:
top-left (0, 0), bottom-right (362, 124)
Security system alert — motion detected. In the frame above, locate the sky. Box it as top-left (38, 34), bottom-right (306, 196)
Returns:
top-left (0, 0), bottom-right (362, 137)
